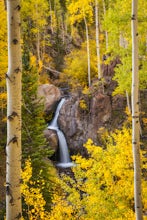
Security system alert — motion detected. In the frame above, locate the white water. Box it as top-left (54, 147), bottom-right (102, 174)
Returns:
top-left (48, 98), bottom-right (66, 128)
top-left (48, 98), bottom-right (74, 168)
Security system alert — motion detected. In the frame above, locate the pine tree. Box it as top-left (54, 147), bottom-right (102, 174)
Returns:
top-left (22, 48), bottom-right (53, 214)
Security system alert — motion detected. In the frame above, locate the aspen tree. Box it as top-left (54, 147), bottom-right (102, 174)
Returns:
top-left (131, 0), bottom-right (143, 219)
top-left (67, 0), bottom-right (93, 87)
top-left (83, 15), bottom-right (91, 87)
top-left (95, 0), bottom-right (102, 79)
top-left (6, 0), bottom-right (22, 219)
top-left (102, 0), bottom-right (108, 50)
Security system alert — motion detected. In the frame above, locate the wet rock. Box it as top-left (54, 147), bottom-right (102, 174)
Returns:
top-left (43, 129), bottom-right (58, 151)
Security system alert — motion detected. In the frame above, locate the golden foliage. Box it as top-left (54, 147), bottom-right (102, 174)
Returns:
top-left (61, 40), bottom-right (98, 89)
top-left (0, 1), bottom-right (7, 111)
top-left (79, 99), bottom-right (87, 110)
top-left (21, 158), bottom-right (50, 219)
top-left (49, 127), bottom-right (147, 219)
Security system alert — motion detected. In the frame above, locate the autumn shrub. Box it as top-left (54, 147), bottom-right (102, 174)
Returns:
top-left (21, 158), bottom-right (59, 219)
top-left (49, 127), bottom-right (147, 220)
top-left (79, 99), bottom-right (87, 110)
top-left (60, 40), bottom-right (98, 89)
top-left (21, 158), bottom-right (51, 219)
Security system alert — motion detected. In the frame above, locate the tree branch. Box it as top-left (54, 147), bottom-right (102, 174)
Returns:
top-left (43, 65), bottom-right (62, 78)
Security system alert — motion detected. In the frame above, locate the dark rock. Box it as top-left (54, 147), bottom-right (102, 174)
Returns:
top-left (43, 58), bottom-right (127, 158)
top-left (43, 129), bottom-right (58, 152)
top-left (58, 92), bottom-right (112, 157)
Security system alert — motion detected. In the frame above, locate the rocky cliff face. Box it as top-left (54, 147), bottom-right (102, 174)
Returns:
top-left (42, 59), bottom-right (127, 158)
top-left (58, 93), bottom-right (112, 156)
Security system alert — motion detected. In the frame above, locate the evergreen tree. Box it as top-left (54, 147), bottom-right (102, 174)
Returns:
top-left (22, 48), bottom-right (53, 213)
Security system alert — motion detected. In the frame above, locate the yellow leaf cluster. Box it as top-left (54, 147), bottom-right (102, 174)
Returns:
top-left (67, 0), bottom-right (94, 25)
top-left (0, 1), bottom-right (7, 111)
top-left (21, 158), bottom-right (49, 219)
top-left (79, 99), bottom-right (87, 110)
top-left (49, 127), bottom-right (147, 219)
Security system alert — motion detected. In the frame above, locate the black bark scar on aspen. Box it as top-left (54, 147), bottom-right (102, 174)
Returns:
top-left (136, 33), bottom-right (138, 36)
top-left (8, 136), bottom-right (18, 145)
top-left (15, 5), bottom-right (21, 11)
top-left (15, 67), bottom-right (21, 73)
top-left (15, 212), bottom-right (22, 219)
top-left (6, 185), bottom-right (14, 204)
top-left (131, 14), bottom-right (136, 20)
top-left (8, 111), bottom-right (18, 121)
top-left (13, 39), bottom-right (18, 44)
top-left (6, 73), bottom-right (12, 82)
top-left (133, 142), bottom-right (137, 144)
top-left (132, 116), bottom-right (139, 118)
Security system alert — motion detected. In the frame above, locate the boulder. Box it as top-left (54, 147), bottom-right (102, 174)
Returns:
top-left (43, 129), bottom-right (58, 151)
top-left (38, 84), bottom-right (61, 114)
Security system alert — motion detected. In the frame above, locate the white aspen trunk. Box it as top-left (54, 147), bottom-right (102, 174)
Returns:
top-left (6, 0), bottom-right (22, 219)
top-left (131, 0), bottom-right (143, 219)
top-left (126, 90), bottom-right (131, 113)
top-left (83, 16), bottom-right (91, 87)
top-left (119, 32), bottom-right (128, 48)
top-left (119, 32), bottom-right (124, 47)
top-left (102, 0), bottom-right (108, 50)
top-left (95, 0), bottom-right (102, 79)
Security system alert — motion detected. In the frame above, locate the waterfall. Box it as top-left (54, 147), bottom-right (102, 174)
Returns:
top-left (48, 98), bottom-right (74, 168)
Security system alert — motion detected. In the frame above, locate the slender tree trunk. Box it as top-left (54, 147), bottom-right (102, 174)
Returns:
top-left (119, 32), bottom-right (128, 48)
top-left (95, 0), bottom-right (102, 79)
top-left (102, 0), bottom-right (108, 50)
top-left (126, 90), bottom-right (131, 113)
top-left (83, 16), bottom-right (91, 87)
top-left (131, 0), bottom-right (143, 219)
top-left (6, 0), bottom-right (22, 219)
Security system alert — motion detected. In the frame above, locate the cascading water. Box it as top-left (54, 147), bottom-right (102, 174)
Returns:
top-left (48, 98), bottom-right (74, 168)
